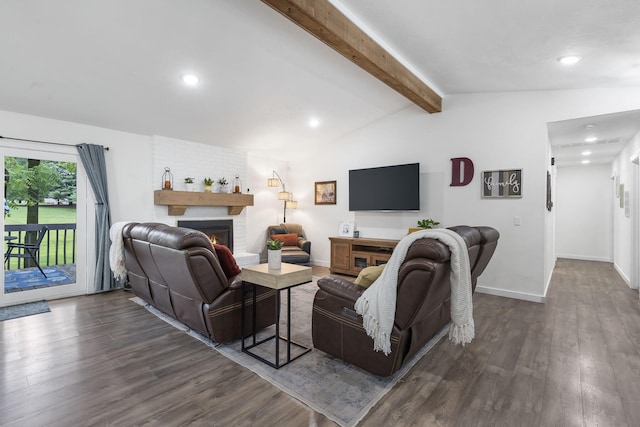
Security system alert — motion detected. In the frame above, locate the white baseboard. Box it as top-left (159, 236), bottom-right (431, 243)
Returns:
top-left (312, 260), bottom-right (330, 268)
top-left (556, 253), bottom-right (612, 263)
top-left (614, 262), bottom-right (632, 288)
top-left (475, 285), bottom-right (545, 303)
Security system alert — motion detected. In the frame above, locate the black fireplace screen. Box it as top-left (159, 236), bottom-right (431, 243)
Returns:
top-left (177, 219), bottom-right (233, 253)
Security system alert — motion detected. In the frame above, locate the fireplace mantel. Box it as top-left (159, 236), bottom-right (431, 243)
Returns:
top-left (154, 190), bottom-right (254, 216)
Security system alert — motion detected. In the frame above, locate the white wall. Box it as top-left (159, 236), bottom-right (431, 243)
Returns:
top-left (612, 129), bottom-right (640, 285)
top-left (555, 164), bottom-right (613, 262)
top-left (284, 88), bottom-right (640, 302)
top-left (246, 154), bottom-right (292, 262)
top-left (543, 142), bottom-right (556, 297)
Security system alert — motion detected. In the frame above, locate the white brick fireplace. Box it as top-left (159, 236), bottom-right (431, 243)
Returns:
top-left (152, 135), bottom-right (258, 266)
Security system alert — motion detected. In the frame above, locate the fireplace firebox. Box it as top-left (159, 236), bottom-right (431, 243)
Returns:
top-left (177, 220), bottom-right (233, 253)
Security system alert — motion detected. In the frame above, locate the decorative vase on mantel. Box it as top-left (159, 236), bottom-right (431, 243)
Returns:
top-left (184, 178), bottom-right (195, 192)
top-left (268, 249), bottom-right (282, 270)
top-left (203, 178), bottom-right (213, 193)
top-left (217, 177), bottom-right (229, 194)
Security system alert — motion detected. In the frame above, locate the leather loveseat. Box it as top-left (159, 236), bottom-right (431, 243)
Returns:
top-left (312, 226), bottom-right (499, 376)
top-left (266, 223), bottom-right (311, 265)
top-left (122, 222), bottom-right (276, 343)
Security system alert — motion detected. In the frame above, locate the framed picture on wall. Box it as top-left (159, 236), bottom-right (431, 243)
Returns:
top-left (546, 171), bottom-right (553, 211)
top-left (481, 169), bottom-right (522, 198)
top-left (625, 191), bottom-right (630, 217)
top-left (315, 180), bottom-right (336, 205)
top-left (338, 221), bottom-right (354, 237)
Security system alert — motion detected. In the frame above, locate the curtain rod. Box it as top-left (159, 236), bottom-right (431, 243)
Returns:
top-left (0, 135), bottom-right (109, 150)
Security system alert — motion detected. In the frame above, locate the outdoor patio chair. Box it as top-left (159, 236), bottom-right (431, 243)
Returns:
top-left (5, 225), bottom-right (48, 278)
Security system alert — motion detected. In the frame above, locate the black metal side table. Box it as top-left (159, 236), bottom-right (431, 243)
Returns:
top-left (241, 262), bottom-right (312, 369)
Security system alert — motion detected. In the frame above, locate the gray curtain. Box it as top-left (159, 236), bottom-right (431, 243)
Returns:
top-left (77, 143), bottom-right (116, 291)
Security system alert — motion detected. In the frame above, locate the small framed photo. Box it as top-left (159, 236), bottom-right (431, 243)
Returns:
top-left (338, 221), bottom-right (354, 237)
top-left (315, 180), bottom-right (336, 205)
top-left (625, 191), bottom-right (630, 217)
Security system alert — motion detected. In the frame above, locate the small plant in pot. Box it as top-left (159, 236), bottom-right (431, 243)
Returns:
top-left (217, 177), bottom-right (229, 193)
top-left (184, 177), bottom-right (195, 191)
top-left (417, 218), bottom-right (440, 229)
top-left (203, 177), bottom-right (214, 192)
top-left (409, 218), bottom-right (440, 234)
top-left (267, 238), bottom-right (282, 270)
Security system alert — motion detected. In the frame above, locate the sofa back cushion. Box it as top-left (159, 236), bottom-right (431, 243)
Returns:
top-left (283, 223), bottom-right (306, 239)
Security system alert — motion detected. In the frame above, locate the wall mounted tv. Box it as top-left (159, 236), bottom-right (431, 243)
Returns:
top-left (349, 163), bottom-right (420, 211)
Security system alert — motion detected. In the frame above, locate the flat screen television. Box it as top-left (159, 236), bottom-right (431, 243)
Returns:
top-left (349, 163), bottom-right (420, 211)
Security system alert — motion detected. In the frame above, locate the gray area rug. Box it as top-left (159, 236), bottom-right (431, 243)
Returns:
top-left (131, 282), bottom-right (448, 427)
top-left (0, 300), bottom-right (50, 321)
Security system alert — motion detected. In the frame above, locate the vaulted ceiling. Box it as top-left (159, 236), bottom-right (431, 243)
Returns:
top-left (1, 0), bottom-right (639, 163)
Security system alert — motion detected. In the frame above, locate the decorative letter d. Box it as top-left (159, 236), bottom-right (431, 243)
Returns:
top-left (450, 157), bottom-right (474, 186)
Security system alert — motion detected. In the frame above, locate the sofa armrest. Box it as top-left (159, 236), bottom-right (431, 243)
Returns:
top-left (316, 275), bottom-right (365, 304)
top-left (298, 238), bottom-right (311, 254)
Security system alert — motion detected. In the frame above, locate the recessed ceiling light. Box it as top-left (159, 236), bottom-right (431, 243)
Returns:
top-left (582, 151), bottom-right (592, 156)
top-left (584, 124), bottom-right (595, 129)
top-left (558, 55), bottom-right (582, 65)
top-left (581, 160), bottom-right (591, 164)
top-left (181, 74), bottom-right (200, 86)
top-left (584, 136), bottom-right (598, 143)
top-left (309, 118), bottom-right (320, 128)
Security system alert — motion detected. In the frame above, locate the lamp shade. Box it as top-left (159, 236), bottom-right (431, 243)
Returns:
top-left (285, 200), bottom-right (298, 209)
top-left (268, 178), bottom-right (280, 187)
top-left (278, 191), bottom-right (290, 200)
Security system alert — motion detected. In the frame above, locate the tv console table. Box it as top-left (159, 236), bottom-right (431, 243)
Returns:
top-left (329, 236), bottom-right (399, 276)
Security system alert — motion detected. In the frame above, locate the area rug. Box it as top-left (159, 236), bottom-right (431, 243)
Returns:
top-left (131, 282), bottom-right (448, 427)
top-left (0, 300), bottom-right (50, 321)
top-left (4, 266), bottom-right (75, 293)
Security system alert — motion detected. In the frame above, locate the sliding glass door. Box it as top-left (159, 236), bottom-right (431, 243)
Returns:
top-left (1, 144), bottom-right (88, 306)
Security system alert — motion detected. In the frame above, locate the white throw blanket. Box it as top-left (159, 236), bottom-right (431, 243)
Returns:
top-left (354, 229), bottom-right (474, 355)
top-left (109, 221), bottom-right (131, 281)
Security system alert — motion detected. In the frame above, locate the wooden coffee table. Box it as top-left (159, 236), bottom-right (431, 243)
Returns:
top-left (241, 263), bottom-right (313, 369)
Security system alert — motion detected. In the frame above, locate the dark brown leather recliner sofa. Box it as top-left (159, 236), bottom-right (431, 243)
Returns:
top-left (122, 222), bottom-right (276, 343)
top-left (312, 226), bottom-right (499, 376)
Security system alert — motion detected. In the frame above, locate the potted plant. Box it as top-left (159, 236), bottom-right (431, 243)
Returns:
top-left (203, 177), bottom-right (214, 192)
top-left (409, 218), bottom-right (440, 234)
top-left (267, 238), bottom-right (282, 270)
top-left (417, 218), bottom-right (440, 229)
top-left (184, 177), bottom-right (195, 192)
top-left (217, 177), bottom-right (229, 193)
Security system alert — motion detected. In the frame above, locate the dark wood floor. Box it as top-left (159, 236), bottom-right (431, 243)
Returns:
top-left (2, 259), bottom-right (639, 426)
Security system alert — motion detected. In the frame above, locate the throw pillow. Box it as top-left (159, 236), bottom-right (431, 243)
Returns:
top-left (271, 233), bottom-right (298, 246)
top-left (354, 264), bottom-right (386, 288)
top-left (213, 244), bottom-right (241, 278)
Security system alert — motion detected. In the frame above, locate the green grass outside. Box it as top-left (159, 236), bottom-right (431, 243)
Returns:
top-left (5, 205), bottom-right (76, 225)
top-left (4, 205), bottom-right (77, 269)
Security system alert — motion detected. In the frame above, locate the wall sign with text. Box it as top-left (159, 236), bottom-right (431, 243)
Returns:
top-left (481, 169), bottom-right (522, 198)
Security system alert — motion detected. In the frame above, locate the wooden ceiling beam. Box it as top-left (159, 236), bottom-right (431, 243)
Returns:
top-left (261, 0), bottom-right (442, 113)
